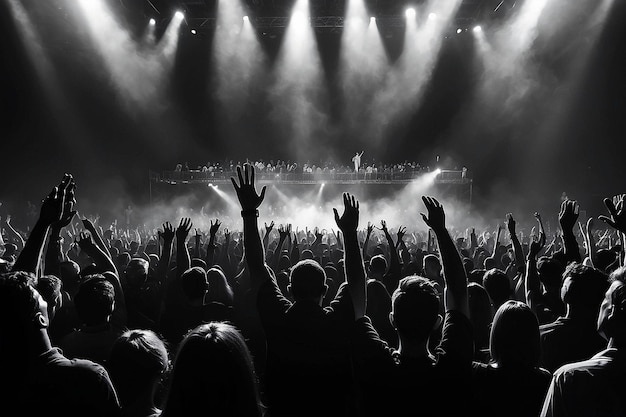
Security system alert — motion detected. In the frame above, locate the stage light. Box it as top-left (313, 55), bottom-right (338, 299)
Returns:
top-left (473, 25), bottom-right (482, 33)
top-left (405, 8), bottom-right (416, 19)
top-left (149, 18), bottom-right (156, 26)
top-left (435, 168), bottom-right (442, 174)
top-left (370, 17), bottom-right (376, 24)
top-left (243, 15), bottom-right (249, 22)
top-left (191, 29), bottom-right (197, 35)
top-left (428, 13), bottom-right (437, 20)
top-left (457, 28), bottom-right (462, 34)
top-left (174, 11), bottom-right (184, 20)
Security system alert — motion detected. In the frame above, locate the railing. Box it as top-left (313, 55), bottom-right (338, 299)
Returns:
top-left (150, 169), bottom-right (472, 185)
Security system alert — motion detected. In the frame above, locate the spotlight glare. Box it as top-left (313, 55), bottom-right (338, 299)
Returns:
top-left (191, 29), bottom-right (197, 35)
top-left (149, 18), bottom-right (156, 26)
top-left (175, 11), bottom-right (184, 20)
top-left (473, 25), bottom-right (482, 33)
top-left (435, 168), bottom-right (442, 174)
top-left (370, 17), bottom-right (376, 24)
top-left (243, 15), bottom-right (249, 22)
top-left (428, 13), bottom-right (436, 20)
top-left (456, 28), bottom-right (462, 34)
top-left (405, 8), bottom-right (416, 19)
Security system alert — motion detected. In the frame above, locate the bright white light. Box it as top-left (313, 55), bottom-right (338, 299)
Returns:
top-left (435, 168), bottom-right (442, 174)
top-left (149, 18), bottom-right (156, 26)
top-left (174, 11), bottom-right (184, 20)
top-left (405, 8), bottom-right (416, 19)
top-left (292, 10), bottom-right (307, 24)
top-left (473, 25), bottom-right (482, 33)
top-left (428, 13), bottom-right (437, 20)
top-left (191, 29), bottom-right (197, 35)
top-left (243, 15), bottom-right (249, 22)
top-left (457, 28), bottom-right (462, 34)
top-left (370, 17), bottom-right (376, 24)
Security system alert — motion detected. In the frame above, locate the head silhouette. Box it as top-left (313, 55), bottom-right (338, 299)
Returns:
top-left (161, 322), bottom-right (263, 417)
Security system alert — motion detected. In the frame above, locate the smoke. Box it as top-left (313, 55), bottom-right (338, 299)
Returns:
top-left (268, 0), bottom-right (331, 163)
top-left (73, 0), bottom-right (181, 114)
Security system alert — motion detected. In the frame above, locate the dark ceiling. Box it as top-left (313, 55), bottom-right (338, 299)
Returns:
top-left (137, 0), bottom-right (517, 33)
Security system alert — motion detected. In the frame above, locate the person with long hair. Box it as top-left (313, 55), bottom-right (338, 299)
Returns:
top-left (471, 300), bottom-right (551, 417)
top-left (160, 322), bottom-right (264, 417)
top-left (107, 329), bottom-right (170, 417)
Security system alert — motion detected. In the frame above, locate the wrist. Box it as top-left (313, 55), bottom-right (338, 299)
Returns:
top-left (241, 209), bottom-right (259, 218)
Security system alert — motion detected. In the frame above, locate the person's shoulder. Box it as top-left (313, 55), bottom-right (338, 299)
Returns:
top-left (540, 317), bottom-right (568, 336)
top-left (552, 352), bottom-right (611, 382)
top-left (47, 349), bottom-right (111, 381)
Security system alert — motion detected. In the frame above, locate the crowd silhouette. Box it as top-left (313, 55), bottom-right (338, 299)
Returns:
top-left (1, 166), bottom-right (626, 416)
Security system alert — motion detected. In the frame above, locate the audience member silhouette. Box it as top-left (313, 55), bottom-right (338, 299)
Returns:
top-left (160, 322), bottom-right (264, 417)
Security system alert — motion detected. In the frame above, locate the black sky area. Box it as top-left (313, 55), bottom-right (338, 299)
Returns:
top-left (0, 0), bottom-right (625, 225)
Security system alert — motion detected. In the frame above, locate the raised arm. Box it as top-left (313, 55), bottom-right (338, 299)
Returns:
top-left (155, 222), bottom-right (174, 285)
top-left (492, 223), bottom-right (502, 260)
top-left (231, 164), bottom-right (271, 290)
top-left (506, 213), bottom-right (525, 275)
top-left (362, 222), bottom-right (374, 260)
top-left (193, 228), bottom-right (203, 260)
top-left (334, 193), bottom-right (366, 320)
top-left (583, 218), bottom-right (597, 266)
top-left (205, 219), bottom-right (220, 266)
top-left (290, 231), bottom-right (300, 264)
top-left (262, 221), bottom-right (274, 256)
top-left (44, 204), bottom-right (77, 276)
top-left (380, 220), bottom-right (402, 293)
top-left (76, 231), bottom-right (118, 276)
top-left (175, 217), bottom-right (192, 277)
top-left (13, 174), bottom-right (75, 275)
top-left (270, 224), bottom-right (290, 271)
top-left (82, 218), bottom-right (111, 259)
top-left (4, 216), bottom-right (25, 252)
top-left (598, 194), bottom-right (626, 266)
top-left (525, 231), bottom-right (546, 314)
top-left (559, 199), bottom-right (582, 264)
top-left (420, 196), bottom-right (468, 317)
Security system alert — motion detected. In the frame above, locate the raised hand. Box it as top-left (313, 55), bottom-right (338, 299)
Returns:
top-left (176, 217), bottom-right (193, 241)
top-left (366, 221), bottom-right (374, 237)
top-left (420, 196), bottom-right (445, 232)
top-left (158, 222), bottom-right (175, 243)
top-left (278, 224), bottom-right (289, 240)
top-left (40, 174), bottom-right (76, 226)
top-left (528, 231), bottom-right (546, 259)
top-left (76, 231), bottom-right (96, 252)
top-left (379, 220), bottom-right (388, 232)
top-left (264, 221), bottom-right (274, 234)
top-left (598, 194), bottom-right (626, 234)
top-left (334, 193), bottom-right (360, 234)
top-left (210, 219), bottom-right (221, 236)
top-left (506, 213), bottom-right (516, 236)
top-left (231, 163), bottom-right (266, 212)
top-left (397, 226), bottom-right (406, 242)
top-left (53, 206), bottom-right (77, 229)
top-left (559, 199), bottom-right (579, 232)
top-left (224, 228), bottom-right (231, 242)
